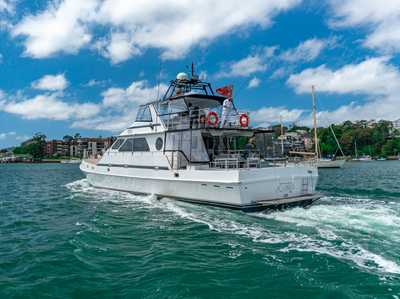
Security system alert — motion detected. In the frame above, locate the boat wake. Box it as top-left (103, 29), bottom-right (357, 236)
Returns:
top-left (66, 179), bottom-right (400, 276)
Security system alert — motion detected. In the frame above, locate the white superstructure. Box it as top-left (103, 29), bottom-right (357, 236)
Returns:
top-left (80, 73), bottom-right (320, 211)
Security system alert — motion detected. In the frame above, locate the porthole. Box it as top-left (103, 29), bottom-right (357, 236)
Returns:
top-left (155, 137), bottom-right (163, 151)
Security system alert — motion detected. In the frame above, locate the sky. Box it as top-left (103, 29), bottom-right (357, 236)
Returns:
top-left (1, 0), bottom-right (400, 148)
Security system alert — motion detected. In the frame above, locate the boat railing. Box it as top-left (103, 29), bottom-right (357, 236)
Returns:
top-left (209, 150), bottom-right (263, 169)
top-left (160, 108), bottom-right (249, 130)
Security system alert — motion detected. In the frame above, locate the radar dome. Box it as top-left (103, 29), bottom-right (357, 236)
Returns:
top-left (176, 72), bottom-right (189, 81)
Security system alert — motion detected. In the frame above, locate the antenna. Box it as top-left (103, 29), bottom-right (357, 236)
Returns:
top-left (311, 85), bottom-right (319, 159)
top-left (280, 114), bottom-right (284, 156)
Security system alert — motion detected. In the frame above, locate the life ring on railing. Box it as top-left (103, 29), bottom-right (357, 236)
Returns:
top-left (239, 113), bottom-right (249, 127)
top-left (207, 111), bottom-right (219, 127)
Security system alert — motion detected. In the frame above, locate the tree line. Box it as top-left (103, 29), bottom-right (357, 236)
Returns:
top-left (291, 120), bottom-right (400, 157)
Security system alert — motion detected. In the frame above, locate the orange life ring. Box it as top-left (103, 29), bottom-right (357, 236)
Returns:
top-left (239, 113), bottom-right (249, 127)
top-left (207, 111), bottom-right (219, 127)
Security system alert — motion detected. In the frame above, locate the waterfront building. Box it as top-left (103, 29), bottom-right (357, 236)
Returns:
top-left (69, 137), bottom-right (114, 158)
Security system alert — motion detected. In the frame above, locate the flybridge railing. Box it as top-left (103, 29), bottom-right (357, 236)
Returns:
top-left (159, 108), bottom-right (250, 130)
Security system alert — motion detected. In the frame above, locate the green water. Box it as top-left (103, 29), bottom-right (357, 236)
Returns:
top-left (0, 162), bottom-right (399, 298)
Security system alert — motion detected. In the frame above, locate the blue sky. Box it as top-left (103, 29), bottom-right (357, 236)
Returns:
top-left (1, 0), bottom-right (400, 148)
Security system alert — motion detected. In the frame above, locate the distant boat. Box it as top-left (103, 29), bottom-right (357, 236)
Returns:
top-left (352, 141), bottom-right (373, 161)
top-left (353, 155), bottom-right (373, 162)
top-left (316, 158), bottom-right (346, 168)
top-left (310, 86), bottom-right (346, 169)
top-left (376, 157), bottom-right (386, 161)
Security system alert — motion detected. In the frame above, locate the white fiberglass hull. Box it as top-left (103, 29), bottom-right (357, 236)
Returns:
top-left (80, 161), bottom-right (320, 211)
top-left (298, 159), bottom-right (346, 168)
top-left (316, 159), bottom-right (346, 168)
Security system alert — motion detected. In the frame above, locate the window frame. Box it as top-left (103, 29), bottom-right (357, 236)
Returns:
top-left (136, 105), bottom-right (152, 122)
top-left (111, 138), bottom-right (125, 150)
top-left (118, 137), bottom-right (150, 152)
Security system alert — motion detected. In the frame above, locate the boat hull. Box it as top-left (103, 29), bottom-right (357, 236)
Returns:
top-left (316, 159), bottom-right (346, 168)
top-left (80, 161), bottom-right (320, 211)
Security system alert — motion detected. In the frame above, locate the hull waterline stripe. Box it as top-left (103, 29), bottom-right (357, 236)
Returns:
top-left (97, 163), bottom-right (169, 170)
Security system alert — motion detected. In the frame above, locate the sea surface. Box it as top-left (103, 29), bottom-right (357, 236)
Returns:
top-left (1, 162), bottom-right (400, 298)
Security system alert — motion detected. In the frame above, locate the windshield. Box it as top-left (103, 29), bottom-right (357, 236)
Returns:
top-left (136, 105), bottom-right (152, 122)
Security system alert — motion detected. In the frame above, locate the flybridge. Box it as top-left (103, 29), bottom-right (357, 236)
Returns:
top-left (162, 72), bottom-right (218, 100)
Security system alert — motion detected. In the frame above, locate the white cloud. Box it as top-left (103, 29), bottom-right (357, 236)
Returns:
top-left (84, 79), bottom-right (109, 87)
top-left (280, 38), bottom-right (332, 62)
top-left (0, 93), bottom-right (100, 120)
top-left (71, 112), bottom-right (137, 132)
top-left (217, 54), bottom-right (267, 78)
top-left (98, 32), bottom-right (141, 64)
top-left (1, 78), bottom-right (167, 132)
top-left (12, 0), bottom-right (99, 58)
top-left (288, 56), bottom-right (400, 124)
top-left (248, 77), bottom-right (261, 88)
top-left (0, 0), bottom-right (14, 13)
top-left (102, 80), bottom-right (167, 108)
top-left (251, 106), bottom-right (304, 125)
top-left (287, 57), bottom-right (400, 95)
top-left (330, 0), bottom-right (400, 53)
top-left (73, 80), bottom-right (168, 132)
top-left (0, 131), bottom-right (16, 140)
top-left (12, 0), bottom-right (300, 61)
top-left (32, 74), bottom-right (69, 91)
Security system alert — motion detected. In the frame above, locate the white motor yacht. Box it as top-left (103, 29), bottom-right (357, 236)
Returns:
top-left (80, 72), bottom-right (320, 211)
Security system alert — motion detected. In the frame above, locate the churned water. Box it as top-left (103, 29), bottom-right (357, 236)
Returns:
top-left (0, 162), bottom-right (400, 298)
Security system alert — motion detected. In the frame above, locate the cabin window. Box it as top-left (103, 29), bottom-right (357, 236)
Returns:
top-left (118, 138), bottom-right (150, 152)
top-left (136, 105), bottom-right (152, 122)
top-left (133, 138), bottom-right (150, 152)
top-left (169, 99), bottom-right (187, 114)
top-left (111, 138), bottom-right (125, 150)
top-left (119, 138), bottom-right (134, 152)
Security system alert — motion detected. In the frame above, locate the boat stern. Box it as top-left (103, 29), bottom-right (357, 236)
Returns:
top-left (237, 164), bottom-right (319, 210)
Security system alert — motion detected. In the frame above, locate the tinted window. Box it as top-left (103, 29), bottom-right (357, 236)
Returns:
top-left (119, 138), bottom-right (134, 152)
top-left (169, 99), bottom-right (187, 114)
top-left (136, 106), bottom-right (152, 122)
top-left (119, 138), bottom-right (150, 152)
top-left (111, 138), bottom-right (125, 149)
top-left (133, 138), bottom-right (150, 152)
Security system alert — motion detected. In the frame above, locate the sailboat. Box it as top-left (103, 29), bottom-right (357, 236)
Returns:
top-left (352, 140), bottom-right (372, 161)
top-left (310, 86), bottom-right (346, 168)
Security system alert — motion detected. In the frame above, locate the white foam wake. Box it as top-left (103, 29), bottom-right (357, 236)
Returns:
top-left (65, 180), bottom-right (400, 275)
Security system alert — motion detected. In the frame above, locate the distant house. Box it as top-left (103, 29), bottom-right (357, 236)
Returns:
top-left (393, 119), bottom-right (400, 130)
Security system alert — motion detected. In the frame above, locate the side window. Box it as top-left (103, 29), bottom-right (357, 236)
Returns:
top-left (136, 106), bottom-right (152, 122)
top-left (133, 138), bottom-right (150, 152)
top-left (119, 138), bottom-right (134, 152)
top-left (111, 138), bottom-right (125, 150)
top-left (157, 102), bottom-right (169, 115)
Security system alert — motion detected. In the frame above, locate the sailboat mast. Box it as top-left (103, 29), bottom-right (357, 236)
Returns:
top-left (280, 115), bottom-right (284, 155)
top-left (311, 86), bottom-right (319, 159)
top-left (330, 125), bottom-right (345, 156)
